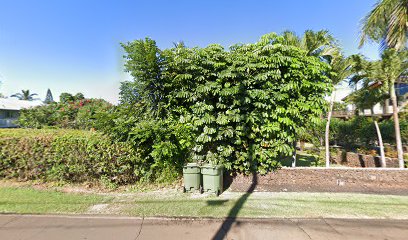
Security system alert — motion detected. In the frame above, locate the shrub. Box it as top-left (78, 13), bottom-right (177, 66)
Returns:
top-left (95, 104), bottom-right (195, 182)
top-left (328, 115), bottom-right (408, 149)
top-left (0, 129), bottom-right (181, 184)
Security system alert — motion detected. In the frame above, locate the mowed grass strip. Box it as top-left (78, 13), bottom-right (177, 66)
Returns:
top-left (120, 192), bottom-right (408, 219)
top-left (1, 186), bottom-right (408, 219)
top-left (0, 187), bottom-right (107, 214)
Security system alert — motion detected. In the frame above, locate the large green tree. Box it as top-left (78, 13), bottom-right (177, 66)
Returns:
top-left (117, 34), bottom-right (331, 174)
top-left (281, 30), bottom-right (340, 167)
top-left (360, 0), bottom-right (408, 50)
top-left (120, 38), bottom-right (166, 115)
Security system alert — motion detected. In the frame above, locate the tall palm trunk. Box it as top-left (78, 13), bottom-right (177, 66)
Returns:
top-left (390, 83), bottom-right (404, 168)
top-left (325, 93), bottom-right (335, 168)
top-left (371, 108), bottom-right (386, 167)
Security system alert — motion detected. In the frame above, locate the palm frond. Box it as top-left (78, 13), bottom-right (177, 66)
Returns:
top-left (360, 0), bottom-right (407, 50)
top-left (387, 1), bottom-right (408, 49)
top-left (10, 93), bottom-right (23, 99)
top-left (281, 30), bottom-right (301, 47)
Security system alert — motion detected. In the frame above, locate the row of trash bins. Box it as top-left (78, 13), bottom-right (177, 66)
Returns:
top-left (183, 163), bottom-right (224, 196)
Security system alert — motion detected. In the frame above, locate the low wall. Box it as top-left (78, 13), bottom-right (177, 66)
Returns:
top-left (228, 167), bottom-right (408, 195)
top-left (331, 151), bottom-right (400, 168)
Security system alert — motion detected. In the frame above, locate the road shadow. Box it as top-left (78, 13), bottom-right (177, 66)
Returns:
top-left (211, 171), bottom-right (258, 240)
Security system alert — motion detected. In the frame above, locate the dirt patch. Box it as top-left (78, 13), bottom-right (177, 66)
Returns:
top-left (88, 204), bottom-right (110, 213)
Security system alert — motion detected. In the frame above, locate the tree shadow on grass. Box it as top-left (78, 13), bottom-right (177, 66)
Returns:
top-left (211, 172), bottom-right (258, 240)
top-left (206, 200), bottom-right (229, 206)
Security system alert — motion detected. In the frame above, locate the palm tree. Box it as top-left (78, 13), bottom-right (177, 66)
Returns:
top-left (376, 49), bottom-right (407, 167)
top-left (282, 30), bottom-right (340, 167)
top-left (360, 0), bottom-right (408, 50)
top-left (350, 49), bottom-right (407, 168)
top-left (301, 30), bottom-right (339, 59)
top-left (324, 55), bottom-right (353, 167)
top-left (282, 30), bottom-right (338, 60)
top-left (10, 90), bottom-right (39, 101)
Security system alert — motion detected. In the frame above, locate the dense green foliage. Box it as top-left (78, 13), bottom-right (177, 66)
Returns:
top-left (327, 115), bottom-right (408, 149)
top-left (0, 129), bottom-right (176, 184)
top-left (17, 97), bottom-right (112, 130)
top-left (299, 110), bottom-right (408, 151)
top-left (59, 92), bottom-right (85, 103)
top-left (96, 105), bottom-right (194, 182)
top-left (101, 33), bottom-right (331, 174)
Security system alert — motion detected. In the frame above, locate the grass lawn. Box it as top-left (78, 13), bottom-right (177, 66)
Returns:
top-left (280, 152), bottom-right (322, 167)
top-left (120, 191), bottom-right (408, 219)
top-left (1, 185), bottom-right (408, 219)
top-left (0, 187), bottom-right (109, 214)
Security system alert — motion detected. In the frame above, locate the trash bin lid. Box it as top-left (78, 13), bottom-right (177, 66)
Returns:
top-left (201, 164), bottom-right (223, 169)
top-left (186, 163), bottom-right (199, 167)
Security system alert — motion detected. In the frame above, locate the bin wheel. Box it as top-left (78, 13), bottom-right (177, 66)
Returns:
top-left (183, 187), bottom-right (186, 193)
top-left (199, 186), bottom-right (204, 194)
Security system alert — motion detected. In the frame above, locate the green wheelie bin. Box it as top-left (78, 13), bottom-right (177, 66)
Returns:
top-left (201, 164), bottom-right (224, 196)
top-left (183, 163), bottom-right (202, 193)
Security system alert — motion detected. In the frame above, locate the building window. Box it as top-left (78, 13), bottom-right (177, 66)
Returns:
top-left (5, 110), bottom-right (18, 118)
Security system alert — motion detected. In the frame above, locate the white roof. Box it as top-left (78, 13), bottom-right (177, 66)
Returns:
top-left (0, 98), bottom-right (43, 110)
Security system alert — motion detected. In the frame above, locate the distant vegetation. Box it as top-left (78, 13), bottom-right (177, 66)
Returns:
top-left (306, 114), bottom-right (408, 150)
top-left (17, 92), bottom-right (112, 129)
top-left (10, 90), bottom-right (39, 101)
top-left (44, 88), bottom-right (54, 104)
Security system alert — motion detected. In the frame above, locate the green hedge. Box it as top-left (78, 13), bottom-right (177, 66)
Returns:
top-left (0, 129), bottom-right (179, 184)
top-left (330, 115), bottom-right (408, 149)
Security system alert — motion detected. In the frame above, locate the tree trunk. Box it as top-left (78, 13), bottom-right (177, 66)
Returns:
top-left (371, 109), bottom-right (386, 168)
top-left (292, 141), bottom-right (297, 168)
top-left (390, 84), bottom-right (404, 168)
top-left (374, 121), bottom-right (386, 167)
top-left (325, 93), bottom-right (335, 168)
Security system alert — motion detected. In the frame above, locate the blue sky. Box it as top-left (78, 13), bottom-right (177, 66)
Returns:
top-left (0, 0), bottom-right (380, 103)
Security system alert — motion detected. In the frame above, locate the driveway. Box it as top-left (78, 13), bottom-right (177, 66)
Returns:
top-left (0, 214), bottom-right (407, 240)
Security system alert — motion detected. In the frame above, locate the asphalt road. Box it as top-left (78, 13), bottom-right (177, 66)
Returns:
top-left (0, 214), bottom-right (407, 240)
